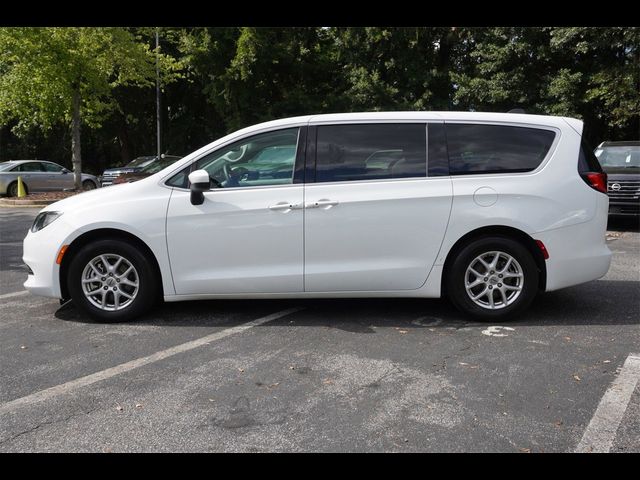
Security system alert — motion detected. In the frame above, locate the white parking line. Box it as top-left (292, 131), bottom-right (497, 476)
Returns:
top-left (575, 354), bottom-right (640, 453)
top-left (0, 290), bottom-right (29, 300)
top-left (0, 307), bottom-right (303, 416)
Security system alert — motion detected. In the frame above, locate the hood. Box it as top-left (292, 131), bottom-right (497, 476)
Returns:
top-left (602, 167), bottom-right (640, 178)
top-left (43, 181), bottom-right (136, 213)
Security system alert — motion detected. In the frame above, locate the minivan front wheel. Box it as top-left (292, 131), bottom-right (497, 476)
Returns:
top-left (67, 239), bottom-right (158, 322)
top-left (446, 236), bottom-right (539, 321)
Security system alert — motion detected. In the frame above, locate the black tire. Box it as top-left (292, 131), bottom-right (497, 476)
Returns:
top-left (7, 181), bottom-right (28, 197)
top-left (445, 236), bottom-right (539, 321)
top-left (67, 239), bottom-right (159, 322)
top-left (82, 180), bottom-right (96, 191)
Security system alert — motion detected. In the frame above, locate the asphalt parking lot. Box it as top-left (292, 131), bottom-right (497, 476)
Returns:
top-left (0, 207), bottom-right (638, 452)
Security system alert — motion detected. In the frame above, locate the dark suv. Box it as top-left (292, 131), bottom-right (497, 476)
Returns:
top-left (595, 141), bottom-right (640, 216)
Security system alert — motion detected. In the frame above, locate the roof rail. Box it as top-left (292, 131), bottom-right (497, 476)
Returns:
top-left (507, 108), bottom-right (526, 114)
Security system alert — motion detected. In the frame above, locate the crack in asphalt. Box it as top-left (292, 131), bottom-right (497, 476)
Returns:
top-left (0, 406), bottom-right (101, 447)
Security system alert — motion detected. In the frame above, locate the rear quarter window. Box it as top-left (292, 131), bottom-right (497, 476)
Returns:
top-left (446, 124), bottom-right (556, 175)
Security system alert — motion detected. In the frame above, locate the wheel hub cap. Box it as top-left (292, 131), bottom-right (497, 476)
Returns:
top-left (464, 251), bottom-right (524, 310)
top-left (81, 254), bottom-right (139, 311)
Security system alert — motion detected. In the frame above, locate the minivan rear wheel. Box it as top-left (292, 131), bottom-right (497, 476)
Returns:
top-left (67, 239), bottom-right (158, 322)
top-left (446, 236), bottom-right (539, 321)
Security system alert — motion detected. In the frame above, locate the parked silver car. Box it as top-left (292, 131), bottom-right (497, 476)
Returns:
top-left (0, 160), bottom-right (99, 197)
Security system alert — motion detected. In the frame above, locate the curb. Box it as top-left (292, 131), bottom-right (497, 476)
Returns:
top-left (0, 199), bottom-right (56, 207)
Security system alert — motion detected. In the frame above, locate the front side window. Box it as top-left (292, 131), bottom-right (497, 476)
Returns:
top-left (315, 124), bottom-right (426, 183)
top-left (41, 162), bottom-right (64, 172)
top-left (167, 128), bottom-right (299, 189)
top-left (446, 124), bottom-right (556, 175)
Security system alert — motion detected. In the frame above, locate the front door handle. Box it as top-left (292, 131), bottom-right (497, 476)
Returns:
top-left (305, 199), bottom-right (339, 209)
top-left (269, 202), bottom-right (302, 212)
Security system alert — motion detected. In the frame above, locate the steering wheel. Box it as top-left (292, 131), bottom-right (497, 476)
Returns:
top-left (220, 144), bottom-right (248, 163)
top-left (222, 163), bottom-right (231, 181)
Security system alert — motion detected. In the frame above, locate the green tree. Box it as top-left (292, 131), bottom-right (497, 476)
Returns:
top-left (0, 27), bottom-right (180, 189)
top-left (548, 27), bottom-right (640, 141)
top-left (328, 27), bottom-right (457, 111)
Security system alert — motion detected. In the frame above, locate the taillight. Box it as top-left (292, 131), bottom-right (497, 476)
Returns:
top-left (581, 172), bottom-right (607, 194)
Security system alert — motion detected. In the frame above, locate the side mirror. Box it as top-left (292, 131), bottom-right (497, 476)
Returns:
top-left (188, 169), bottom-right (210, 205)
top-left (61, 168), bottom-right (70, 174)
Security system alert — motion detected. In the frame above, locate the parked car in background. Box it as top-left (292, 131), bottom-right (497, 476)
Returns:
top-left (0, 160), bottom-right (99, 197)
top-left (112, 155), bottom-right (183, 185)
top-left (100, 155), bottom-right (182, 187)
top-left (594, 141), bottom-right (640, 216)
top-left (23, 112), bottom-right (611, 322)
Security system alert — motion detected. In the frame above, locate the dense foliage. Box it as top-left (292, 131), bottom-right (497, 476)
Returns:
top-left (0, 27), bottom-right (638, 175)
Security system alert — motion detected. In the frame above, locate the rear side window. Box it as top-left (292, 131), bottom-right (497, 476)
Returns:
top-left (315, 124), bottom-right (426, 183)
top-left (17, 162), bottom-right (43, 172)
top-left (446, 124), bottom-right (556, 175)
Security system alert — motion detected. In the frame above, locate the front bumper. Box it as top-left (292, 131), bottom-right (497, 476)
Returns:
top-left (22, 220), bottom-right (70, 299)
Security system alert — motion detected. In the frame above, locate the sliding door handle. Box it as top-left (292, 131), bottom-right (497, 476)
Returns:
top-left (305, 199), bottom-right (339, 209)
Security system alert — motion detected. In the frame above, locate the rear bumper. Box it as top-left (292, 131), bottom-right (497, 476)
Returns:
top-left (537, 194), bottom-right (611, 292)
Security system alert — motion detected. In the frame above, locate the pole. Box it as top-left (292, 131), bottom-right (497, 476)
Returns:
top-left (156, 28), bottom-right (161, 160)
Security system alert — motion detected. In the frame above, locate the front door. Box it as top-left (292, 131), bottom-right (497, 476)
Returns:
top-left (41, 162), bottom-right (74, 191)
top-left (166, 127), bottom-right (305, 295)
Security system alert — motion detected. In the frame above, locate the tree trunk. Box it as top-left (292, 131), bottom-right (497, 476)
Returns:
top-left (117, 114), bottom-right (134, 164)
top-left (71, 88), bottom-right (82, 191)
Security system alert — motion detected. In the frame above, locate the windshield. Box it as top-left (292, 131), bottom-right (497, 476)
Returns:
top-left (126, 156), bottom-right (156, 168)
top-left (141, 156), bottom-right (181, 174)
top-left (595, 146), bottom-right (640, 169)
top-left (0, 162), bottom-right (17, 172)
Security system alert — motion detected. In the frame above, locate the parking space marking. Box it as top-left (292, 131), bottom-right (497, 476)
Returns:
top-left (0, 290), bottom-right (29, 300)
top-left (576, 354), bottom-right (640, 453)
top-left (481, 326), bottom-right (514, 337)
top-left (0, 307), bottom-right (303, 416)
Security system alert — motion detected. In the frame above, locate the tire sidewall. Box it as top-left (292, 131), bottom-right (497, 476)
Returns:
top-left (446, 236), bottom-right (539, 321)
top-left (67, 239), bottom-right (158, 322)
top-left (8, 181), bottom-right (26, 197)
top-left (82, 180), bottom-right (96, 190)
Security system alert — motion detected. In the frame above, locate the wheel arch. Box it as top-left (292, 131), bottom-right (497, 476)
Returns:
top-left (441, 225), bottom-right (547, 296)
top-left (59, 228), bottom-right (164, 301)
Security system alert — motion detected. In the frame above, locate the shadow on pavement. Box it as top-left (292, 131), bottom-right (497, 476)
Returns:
top-left (54, 279), bottom-right (639, 330)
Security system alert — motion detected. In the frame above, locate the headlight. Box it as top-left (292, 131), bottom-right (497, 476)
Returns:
top-left (31, 211), bottom-right (62, 233)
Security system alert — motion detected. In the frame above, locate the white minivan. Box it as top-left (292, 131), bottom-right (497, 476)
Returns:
top-left (23, 112), bottom-right (611, 322)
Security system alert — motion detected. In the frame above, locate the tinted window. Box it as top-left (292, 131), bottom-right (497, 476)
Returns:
top-left (315, 124), bottom-right (426, 183)
top-left (446, 124), bottom-right (556, 175)
top-left (127, 156), bottom-right (156, 168)
top-left (18, 162), bottom-right (43, 172)
top-left (167, 128), bottom-right (299, 189)
top-left (41, 162), bottom-right (64, 172)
